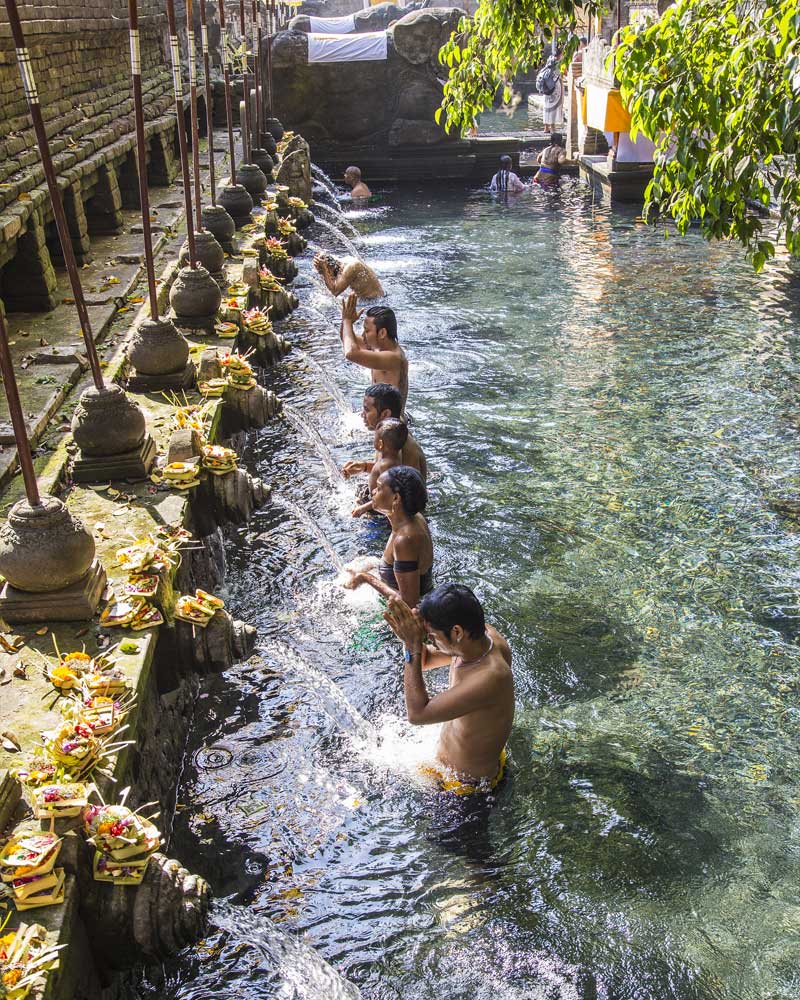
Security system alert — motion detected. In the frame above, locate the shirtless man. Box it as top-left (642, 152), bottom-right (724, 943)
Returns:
top-left (384, 583), bottom-right (514, 791)
top-left (349, 418), bottom-right (407, 517)
top-left (313, 252), bottom-right (384, 301)
top-left (344, 165), bottom-right (371, 201)
top-left (342, 383), bottom-right (427, 482)
top-left (340, 293), bottom-right (408, 406)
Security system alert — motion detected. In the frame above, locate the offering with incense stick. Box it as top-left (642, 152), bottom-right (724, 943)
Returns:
top-left (0, 919), bottom-right (64, 998)
top-left (83, 797), bottom-right (161, 884)
top-left (0, 825), bottom-right (65, 913)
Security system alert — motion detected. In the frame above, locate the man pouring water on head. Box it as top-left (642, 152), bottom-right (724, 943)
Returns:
top-left (384, 583), bottom-right (515, 795)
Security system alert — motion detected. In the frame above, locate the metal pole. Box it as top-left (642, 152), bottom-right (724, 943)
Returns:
top-left (239, 0), bottom-right (251, 162)
top-left (252, 0), bottom-right (261, 147)
top-left (266, 0), bottom-right (274, 117)
top-left (219, 0), bottom-right (237, 185)
top-left (200, 0), bottom-right (217, 204)
top-left (186, 0), bottom-right (203, 232)
top-left (4, 0), bottom-right (105, 391)
top-left (165, 0), bottom-right (197, 267)
top-left (127, 0), bottom-right (159, 320)
top-left (0, 308), bottom-right (40, 507)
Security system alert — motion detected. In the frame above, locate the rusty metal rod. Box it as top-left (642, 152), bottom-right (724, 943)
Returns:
top-left (165, 0), bottom-right (197, 267)
top-left (200, 0), bottom-right (217, 204)
top-left (266, 0), bottom-right (274, 117)
top-left (186, 0), bottom-right (203, 231)
top-left (252, 0), bottom-right (261, 147)
top-left (219, 0), bottom-right (237, 185)
top-left (239, 0), bottom-right (251, 162)
top-left (127, 0), bottom-right (159, 319)
top-left (4, 0), bottom-right (105, 391)
top-left (0, 308), bottom-right (40, 507)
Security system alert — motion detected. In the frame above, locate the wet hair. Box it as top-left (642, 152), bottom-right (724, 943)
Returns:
top-left (551, 133), bottom-right (564, 147)
top-left (314, 251), bottom-right (342, 276)
top-left (364, 382), bottom-right (403, 418)
top-left (376, 418), bottom-right (408, 453)
top-left (384, 465), bottom-right (426, 515)
top-left (419, 583), bottom-right (486, 640)
top-left (365, 305), bottom-right (398, 342)
top-left (494, 155), bottom-right (513, 192)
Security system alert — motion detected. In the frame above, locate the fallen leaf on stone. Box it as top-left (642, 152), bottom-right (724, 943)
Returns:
top-left (0, 634), bottom-right (24, 653)
top-left (74, 627), bottom-right (89, 638)
top-left (112, 508), bottom-right (130, 517)
top-left (128, 297), bottom-right (144, 304)
top-left (106, 277), bottom-right (121, 285)
top-left (35, 626), bottom-right (48, 635)
top-left (107, 488), bottom-right (121, 498)
top-left (1, 731), bottom-right (21, 752)
top-left (39, 338), bottom-right (49, 347)
top-left (118, 306), bottom-right (130, 314)
top-left (13, 664), bottom-right (26, 679)
top-left (0, 668), bottom-right (7, 686)
top-left (62, 298), bottom-right (75, 305)
top-left (18, 192), bottom-right (31, 201)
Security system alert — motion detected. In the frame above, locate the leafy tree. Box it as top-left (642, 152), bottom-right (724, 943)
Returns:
top-left (615, 0), bottom-right (800, 270)
top-left (437, 0), bottom-right (800, 270)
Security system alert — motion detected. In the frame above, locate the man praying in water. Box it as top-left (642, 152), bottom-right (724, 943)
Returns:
top-left (349, 418), bottom-right (408, 517)
top-left (343, 383), bottom-right (427, 484)
top-left (340, 294), bottom-right (409, 407)
top-left (313, 252), bottom-right (384, 301)
top-left (384, 584), bottom-right (515, 794)
top-left (344, 165), bottom-right (371, 201)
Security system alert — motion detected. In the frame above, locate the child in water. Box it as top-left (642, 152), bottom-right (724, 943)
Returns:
top-left (346, 418), bottom-right (408, 517)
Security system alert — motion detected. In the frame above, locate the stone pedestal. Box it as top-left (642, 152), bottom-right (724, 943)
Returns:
top-left (127, 317), bottom-right (193, 392)
top-left (127, 364), bottom-right (196, 393)
top-left (0, 559), bottom-right (106, 623)
top-left (71, 435), bottom-right (157, 482)
top-left (202, 204), bottom-right (236, 252)
top-left (169, 264), bottom-right (222, 335)
top-left (218, 184), bottom-right (253, 228)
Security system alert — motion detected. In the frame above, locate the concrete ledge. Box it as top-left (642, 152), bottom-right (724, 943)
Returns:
top-left (579, 154), bottom-right (654, 205)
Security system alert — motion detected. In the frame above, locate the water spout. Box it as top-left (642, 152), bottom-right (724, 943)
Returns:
top-left (313, 202), bottom-right (360, 238)
top-left (310, 163), bottom-right (339, 197)
top-left (275, 494), bottom-right (346, 573)
top-left (282, 403), bottom-right (346, 485)
top-left (293, 349), bottom-right (353, 420)
top-left (312, 218), bottom-right (361, 258)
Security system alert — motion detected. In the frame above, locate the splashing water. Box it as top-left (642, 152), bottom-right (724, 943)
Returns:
top-left (312, 201), bottom-right (361, 238)
top-left (282, 404), bottom-right (346, 484)
top-left (311, 218), bottom-right (361, 258)
top-left (310, 163), bottom-right (339, 196)
top-left (292, 349), bottom-right (353, 421)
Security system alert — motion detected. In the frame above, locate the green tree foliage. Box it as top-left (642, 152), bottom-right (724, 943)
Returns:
top-left (438, 0), bottom-right (800, 269)
top-left (615, 0), bottom-right (800, 270)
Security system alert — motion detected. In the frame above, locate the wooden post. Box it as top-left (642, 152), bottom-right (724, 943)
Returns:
top-left (4, 0), bottom-right (105, 390)
top-left (186, 0), bottom-right (203, 232)
top-left (0, 308), bottom-right (40, 506)
top-left (239, 0), bottom-right (251, 162)
top-left (219, 0), bottom-right (238, 184)
top-left (127, 0), bottom-right (159, 319)
top-left (200, 0), bottom-right (217, 204)
top-left (165, 0), bottom-right (197, 267)
top-left (266, 0), bottom-right (275, 116)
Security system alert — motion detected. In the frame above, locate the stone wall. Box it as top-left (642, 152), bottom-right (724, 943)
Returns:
top-left (0, 1), bottom-right (203, 313)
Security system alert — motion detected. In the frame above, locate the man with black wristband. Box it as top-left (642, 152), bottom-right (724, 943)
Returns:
top-left (384, 583), bottom-right (514, 795)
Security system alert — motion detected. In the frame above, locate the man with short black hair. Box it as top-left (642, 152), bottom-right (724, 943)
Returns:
top-left (340, 293), bottom-right (409, 405)
top-left (383, 583), bottom-right (514, 793)
top-left (342, 383), bottom-right (427, 482)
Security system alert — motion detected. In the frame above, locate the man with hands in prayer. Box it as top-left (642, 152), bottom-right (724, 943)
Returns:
top-left (384, 583), bottom-right (515, 795)
top-left (339, 293), bottom-right (408, 406)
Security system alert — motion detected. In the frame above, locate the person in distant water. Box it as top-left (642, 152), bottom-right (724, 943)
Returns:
top-left (344, 383), bottom-right (427, 482)
top-left (383, 583), bottom-right (514, 794)
top-left (340, 293), bottom-right (409, 406)
top-left (314, 252), bottom-right (384, 301)
top-left (489, 155), bottom-right (526, 195)
top-left (542, 49), bottom-right (564, 134)
top-left (349, 418), bottom-right (407, 517)
top-left (534, 132), bottom-right (567, 187)
top-left (344, 466), bottom-right (433, 608)
top-left (344, 165), bottom-right (371, 201)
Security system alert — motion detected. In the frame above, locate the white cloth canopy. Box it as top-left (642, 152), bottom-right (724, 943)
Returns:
top-left (308, 14), bottom-right (356, 33)
top-left (307, 30), bottom-right (388, 63)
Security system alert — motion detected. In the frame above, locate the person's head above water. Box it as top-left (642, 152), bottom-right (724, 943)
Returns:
top-left (362, 382), bottom-right (403, 428)
top-left (499, 155), bottom-right (513, 170)
top-left (344, 166), bottom-right (362, 188)
top-left (371, 465), bottom-right (426, 517)
top-left (363, 305), bottom-right (398, 347)
top-left (550, 132), bottom-right (564, 147)
top-left (374, 417), bottom-right (408, 455)
top-left (418, 583), bottom-right (486, 647)
top-left (313, 251), bottom-right (342, 277)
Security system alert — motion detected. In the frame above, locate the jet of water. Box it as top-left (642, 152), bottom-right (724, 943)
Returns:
top-left (264, 640), bottom-right (373, 739)
top-left (312, 201), bottom-right (360, 238)
top-left (210, 899), bottom-right (363, 999)
top-left (292, 349), bottom-right (353, 420)
top-left (274, 495), bottom-right (346, 573)
top-left (310, 162), bottom-right (339, 196)
top-left (282, 403), bottom-right (346, 485)
top-left (312, 218), bottom-right (361, 258)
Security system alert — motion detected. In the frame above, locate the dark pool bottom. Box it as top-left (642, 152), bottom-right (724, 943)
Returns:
top-left (136, 185), bottom-right (800, 1000)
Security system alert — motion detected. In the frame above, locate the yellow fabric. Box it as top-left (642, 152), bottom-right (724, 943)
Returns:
top-left (421, 748), bottom-right (507, 796)
top-left (584, 83), bottom-right (631, 133)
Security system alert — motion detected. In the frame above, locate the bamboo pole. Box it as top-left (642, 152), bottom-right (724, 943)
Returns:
top-left (165, 0), bottom-right (197, 267)
top-left (127, 0), bottom-right (159, 319)
top-left (199, 0), bottom-right (217, 204)
top-left (3, 0), bottom-right (104, 390)
top-left (219, 0), bottom-right (238, 185)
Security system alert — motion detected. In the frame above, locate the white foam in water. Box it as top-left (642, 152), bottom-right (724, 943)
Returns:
top-left (351, 712), bottom-right (441, 787)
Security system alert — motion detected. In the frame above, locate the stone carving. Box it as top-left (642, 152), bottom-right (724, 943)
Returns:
top-left (275, 135), bottom-right (313, 204)
top-left (270, 7), bottom-right (465, 149)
